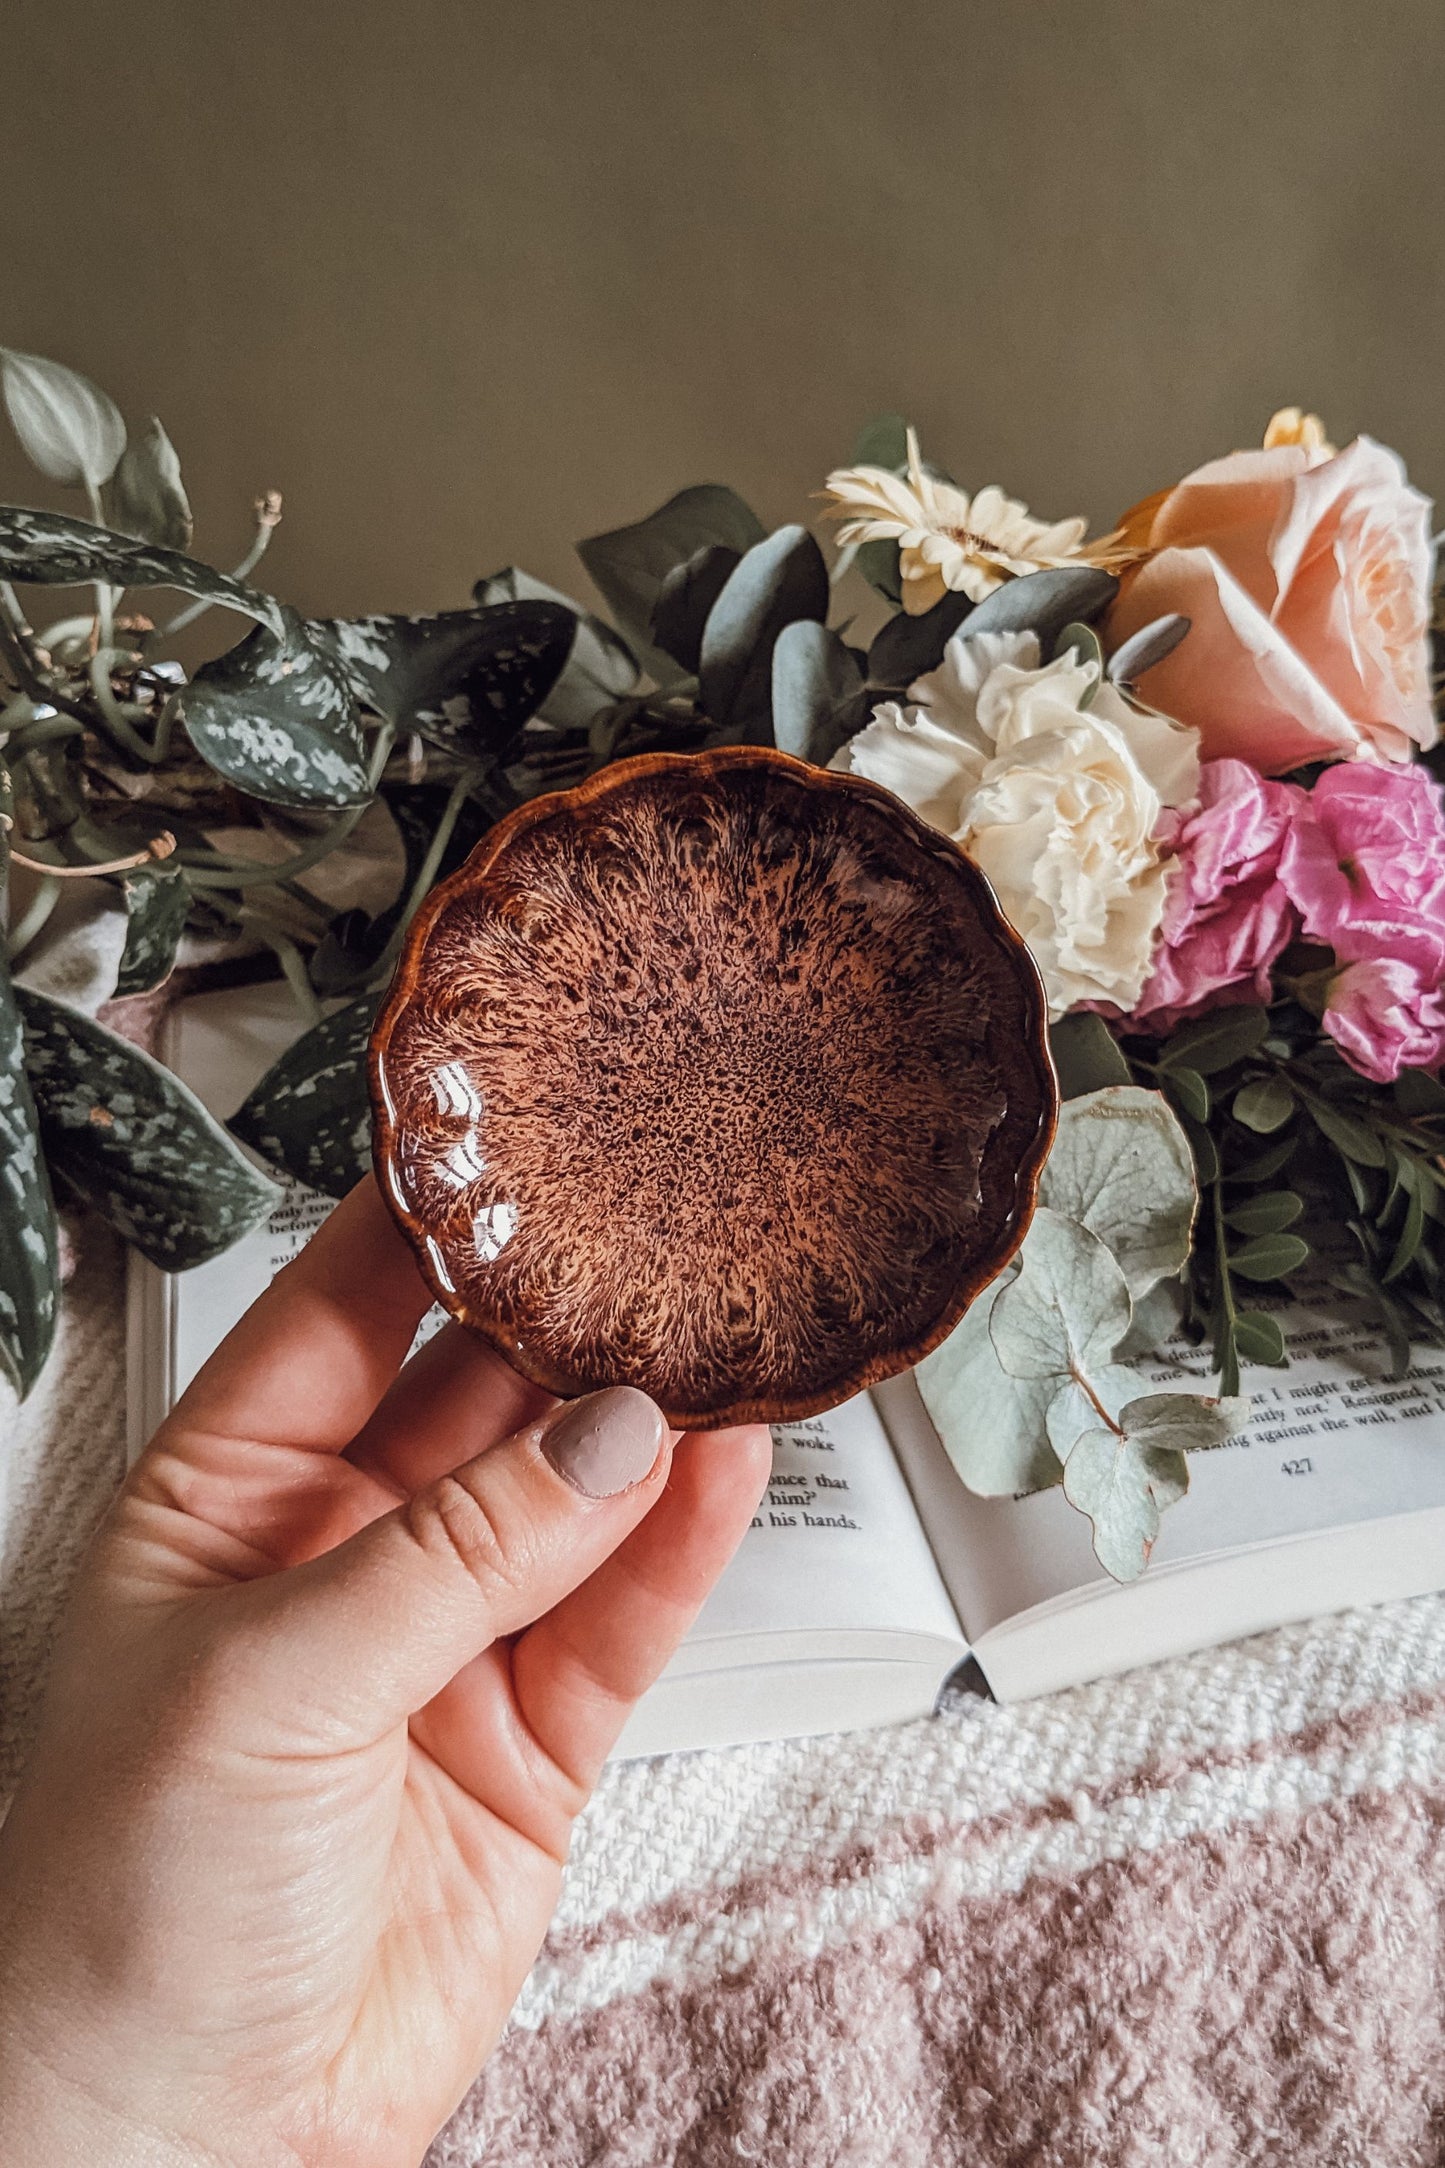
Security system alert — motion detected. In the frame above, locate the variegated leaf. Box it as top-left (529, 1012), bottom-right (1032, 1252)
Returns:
top-left (18, 987), bottom-right (281, 1268)
top-left (313, 601), bottom-right (575, 751)
top-left (0, 506), bottom-right (282, 633)
top-left (229, 993), bottom-right (378, 1198)
top-left (114, 868), bottom-right (190, 996)
top-left (0, 954), bottom-right (60, 1398)
top-left (176, 608), bottom-right (371, 809)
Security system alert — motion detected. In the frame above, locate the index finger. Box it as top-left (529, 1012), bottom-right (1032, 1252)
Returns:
top-left (157, 1175), bottom-right (433, 1458)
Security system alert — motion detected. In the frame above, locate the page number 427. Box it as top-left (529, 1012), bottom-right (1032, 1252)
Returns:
top-left (1282, 1457), bottom-right (1314, 1476)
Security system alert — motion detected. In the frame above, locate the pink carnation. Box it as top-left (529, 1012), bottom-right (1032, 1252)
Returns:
top-left (1323, 959), bottom-right (1445, 1083)
top-left (1278, 761), bottom-right (1445, 977)
top-left (1131, 759), bottom-right (1303, 1031)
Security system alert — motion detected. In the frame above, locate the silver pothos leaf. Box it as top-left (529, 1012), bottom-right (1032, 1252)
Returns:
top-left (18, 987), bottom-right (281, 1268)
top-left (0, 348), bottom-right (126, 489)
top-left (114, 869), bottom-right (191, 996)
top-left (0, 506), bottom-right (283, 633)
top-left (474, 568), bottom-right (640, 728)
top-left (313, 601), bottom-right (575, 747)
top-left (104, 416), bottom-right (193, 551)
top-left (228, 993), bottom-right (378, 1200)
top-left (0, 954), bottom-right (61, 1398)
top-left (175, 608), bottom-right (371, 810)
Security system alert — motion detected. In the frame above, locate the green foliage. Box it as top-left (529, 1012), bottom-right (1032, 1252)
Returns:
top-left (577, 484), bottom-right (767, 679)
top-left (18, 987), bottom-right (281, 1268)
top-left (697, 525), bottom-right (829, 739)
top-left (176, 610), bottom-right (372, 809)
top-left (229, 994), bottom-right (379, 1199)
top-left (1115, 1000), bottom-right (1445, 1392)
top-left (104, 418), bottom-right (192, 550)
top-left (0, 952), bottom-right (60, 1397)
top-left (918, 1087), bottom-right (1245, 1580)
top-left (770, 621), bottom-right (868, 765)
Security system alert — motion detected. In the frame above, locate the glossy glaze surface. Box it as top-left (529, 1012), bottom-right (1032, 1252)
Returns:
top-left (371, 749), bottom-right (1055, 1426)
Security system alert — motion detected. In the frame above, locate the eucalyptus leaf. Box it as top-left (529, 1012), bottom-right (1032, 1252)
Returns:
top-left (866, 590), bottom-right (974, 688)
top-left (103, 416), bottom-right (193, 550)
top-left (176, 608), bottom-right (371, 810)
top-left (114, 868), bottom-right (190, 996)
top-left (229, 993), bottom-right (378, 1199)
top-left (0, 506), bottom-right (284, 634)
top-left (1159, 1005), bottom-right (1269, 1076)
top-left (960, 566), bottom-right (1118, 645)
top-left (1229, 1232), bottom-right (1311, 1282)
top-left (1036, 1086), bottom-right (1196, 1301)
top-left (914, 1273), bottom-right (1063, 1496)
top-left (1106, 613), bottom-right (1191, 686)
top-left (577, 484), bottom-right (767, 674)
top-left (853, 538), bottom-right (902, 604)
top-left (17, 987), bottom-right (281, 1268)
top-left (1233, 1076), bottom-right (1294, 1134)
top-left (0, 954), bottom-right (60, 1399)
top-left (1, 347), bottom-right (126, 489)
top-left (1053, 620), bottom-right (1104, 697)
top-left (474, 568), bottom-right (642, 728)
top-left (698, 524), bottom-right (829, 736)
top-left (770, 620), bottom-right (868, 765)
top-left (1061, 1422), bottom-right (1189, 1581)
top-left (649, 546), bottom-right (740, 676)
top-left (1047, 1013), bottom-right (1131, 1099)
top-left (989, 1206), bottom-right (1133, 1381)
top-left (1119, 1391), bottom-right (1251, 1455)
top-left (313, 601), bottom-right (575, 751)
top-left (1044, 1362), bottom-right (1140, 1460)
top-left (1116, 1275), bottom-right (1185, 1358)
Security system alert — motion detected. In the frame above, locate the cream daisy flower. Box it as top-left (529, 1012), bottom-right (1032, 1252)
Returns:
top-left (822, 428), bottom-right (1122, 616)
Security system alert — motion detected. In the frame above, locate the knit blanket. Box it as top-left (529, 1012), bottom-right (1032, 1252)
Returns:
top-left (6, 1223), bottom-right (1445, 2166)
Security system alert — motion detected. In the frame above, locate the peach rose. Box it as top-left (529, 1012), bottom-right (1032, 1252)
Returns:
top-left (1107, 435), bottom-right (1437, 774)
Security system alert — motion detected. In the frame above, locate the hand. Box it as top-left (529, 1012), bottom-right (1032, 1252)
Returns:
top-left (0, 1179), bottom-right (772, 2166)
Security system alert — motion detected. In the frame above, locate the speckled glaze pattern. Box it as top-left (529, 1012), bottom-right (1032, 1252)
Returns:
top-left (370, 749), bottom-right (1055, 1427)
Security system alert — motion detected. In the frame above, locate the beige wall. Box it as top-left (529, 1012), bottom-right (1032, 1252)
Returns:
top-left (6, 1), bottom-right (1444, 630)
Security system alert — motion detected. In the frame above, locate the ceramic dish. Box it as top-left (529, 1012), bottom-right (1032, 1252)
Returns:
top-left (370, 747), bottom-right (1055, 1427)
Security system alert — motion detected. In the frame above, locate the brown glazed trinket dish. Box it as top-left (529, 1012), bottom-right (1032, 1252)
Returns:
top-left (370, 748), bottom-right (1056, 1427)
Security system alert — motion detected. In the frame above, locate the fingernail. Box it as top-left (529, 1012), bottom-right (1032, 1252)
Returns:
top-left (540, 1386), bottom-right (664, 1498)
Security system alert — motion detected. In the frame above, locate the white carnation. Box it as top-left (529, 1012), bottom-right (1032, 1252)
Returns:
top-left (832, 630), bottom-right (1200, 1017)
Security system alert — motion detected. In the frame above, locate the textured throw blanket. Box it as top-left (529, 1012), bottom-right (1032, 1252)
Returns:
top-left (5, 1221), bottom-right (1445, 2166)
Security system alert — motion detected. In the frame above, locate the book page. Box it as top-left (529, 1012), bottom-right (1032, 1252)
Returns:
top-left (880, 1285), bottom-right (1445, 1645)
top-left (133, 984), bottom-right (965, 1667)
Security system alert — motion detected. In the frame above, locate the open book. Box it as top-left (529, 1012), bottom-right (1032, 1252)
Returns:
top-left (128, 984), bottom-right (1445, 1758)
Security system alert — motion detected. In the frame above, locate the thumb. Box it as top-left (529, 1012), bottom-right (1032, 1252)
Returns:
top-left (238, 1386), bottom-right (671, 1731)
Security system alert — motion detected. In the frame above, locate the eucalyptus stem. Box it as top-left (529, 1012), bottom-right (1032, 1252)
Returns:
top-left (4, 873), bottom-right (61, 963)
